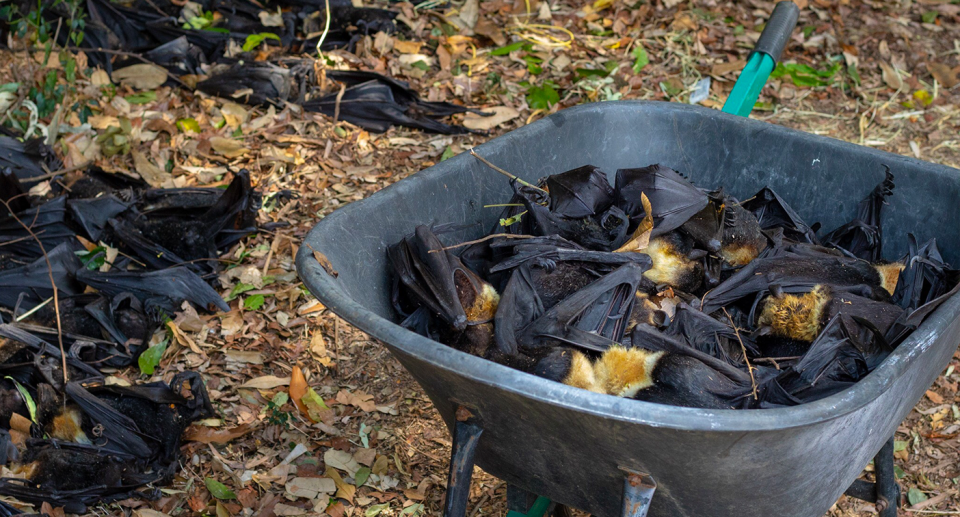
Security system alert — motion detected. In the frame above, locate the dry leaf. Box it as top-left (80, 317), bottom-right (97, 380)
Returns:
top-left (239, 375), bottom-right (291, 389)
top-left (460, 0), bottom-right (479, 29)
top-left (926, 390), bottom-right (945, 404)
top-left (324, 467), bottom-right (357, 502)
top-left (711, 60), bottom-right (746, 77)
top-left (615, 192), bottom-right (654, 252)
top-left (336, 390), bottom-right (376, 412)
top-left (132, 150), bottom-right (172, 187)
top-left (220, 310), bottom-right (244, 336)
top-left (463, 106), bottom-right (520, 130)
top-left (474, 18), bottom-right (506, 46)
top-left (371, 455), bottom-right (389, 476)
top-left (210, 136), bottom-right (249, 158)
top-left (393, 40), bottom-right (423, 54)
top-left (879, 62), bottom-right (903, 91)
top-left (289, 365), bottom-right (309, 415)
top-left (324, 449), bottom-right (361, 477)
top-left (135, 510), bottom-right (173, 517)
top-left (9, 413), bottom-right (31, 434)
top-left (224, 350), bottom-right (262, 364)
top-left (285, 477), bottom-right (336, 499)
top-left (112, 64), bottom-right (168, 90)
top-left (354, 448), bottom-right (377, 466)
top-left (90, 69), bottom-right (112, 86)
top-left (168, 320), bottom-right (204, 355)
top-left (183, 423), bottom-right (254, 444)
top-left (309, 246), bottom-right (338, 277)
top-left (221, 102), bottom-right (249, 129)
top-left (927, 62), bottom-right (959, 88)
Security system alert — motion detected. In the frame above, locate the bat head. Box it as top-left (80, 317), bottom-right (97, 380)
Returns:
top-left (757, 285), bottom-right (831, 342)
top-left (874, 262), bottom-right (905, 296)
top-left (593, 346), bottom-right (664, 398)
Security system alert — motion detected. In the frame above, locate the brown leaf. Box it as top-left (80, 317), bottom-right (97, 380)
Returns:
top-left (474, 18), bottom-right (506, 46)
top-left (132, 150), bottom-right (172, 188)
top-left (9, 412), bottom-right (32, 434)
top-left (710, 60), bottom-right (746, 77)
top-left (111, 63), bottom-right (168, 90)
top-left (336, 389), bottom-right (376, 412)
top-left (371, 454), bottom-right (389, 476)
top-left (188, 491), bottom-right (209, 512)
top-left (184, 423), bottom-right (254, 444)
top-left (307, 244), bottom-right (338, 278)
top-left (927, 62), bottom-right (959, 88)
top-left (289, 365), bottom-right (309, 415)
top-left (41, 503), bottom-right (65, 517)
top-left (463, 106), bottom-right (520, 131)
top-left (239, 375), bottom-right (291, 389)
top-left (926, 390), bottom-right (945, 404)
top-left (879, 62), bottom-right (903, 91)
top-left (209, 137), bottom-right (249, 158)
top-left (236, 487), bottom-right (259, 509)
top-left (354, 447), bottom-right (377, 466)
top-left (615, 192), bottom-right (653, 253)
top-left (326, 501), bottom-right (346, 517)
top-left (393, 40), bottom-right (423, 54)
top-left (324, 467), bottom-right (356, 503)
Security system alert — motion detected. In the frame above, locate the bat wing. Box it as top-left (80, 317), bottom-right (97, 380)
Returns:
top-left (742, 186), bottom-right (819, 244)
top-left (0, 241), bottom-right (85, 310)
top-left (545, 165), bottom-right (615, 219)
top-left (614, 164), bottom-right (708, 236)
top-left (75, 266), bottom-right (229, 313)
top-left (67, 194), bottom-right (131, 242)
top-left (494, 265), bottom-right (545, 355)
top-left (822, 168), bottom-right (894, 261)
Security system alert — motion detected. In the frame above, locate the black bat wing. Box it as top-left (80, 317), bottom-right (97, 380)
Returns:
top-left (75, 266), bottom-right (229, 313)
top-left (821, 168), bottom-right (894, 262)
top-left (742, 186), bottom-right (819, 244)
top-left (64, 381), bottom-right (157, 459)
top-left (545, 165), bottom-right (615, 219)
top-left (0, 241), bottom-right (85, 310)
top-left (614, 164), bottom-right (708, 236)
top-left (517, 263), bottom-right (645, 352)
top-left (664, 302), bottom-right (759, 364)
top-left (494, 265), bottom-right (545, 355)
top-left (67, 194), bottom-right (131, 242)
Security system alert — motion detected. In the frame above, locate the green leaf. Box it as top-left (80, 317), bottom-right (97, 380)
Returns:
top-left (227, 282), bottom-right (257, 301)
top-left (847, 64), bottom-right (861, 87)
top-left (802, 26), bottom-right (815, 38)
top-left (177, 118), bottom-right (201, 133)
top-left (242, 32), bottom-right (280, 52)
top-left (271, 392), bottom-right (289, 406)
top-left (440, 146), bottom-right (455, 161)
top-left (243, 294), bottom-right (265, 311)
top-left (75, 246), bottom-right (106, 270)
top-left (907, 487), bottom-right (928, 506)
top-left (365, 503), bottom-right (389, 517)
top-left (490, 40), bottom-right (529, 56)
top-left (922, 11), bottom-right (938, 24)
top-left (5, 377), bottom-right (36, 423)
top-left (525, 83), bottom-right (559, 110)
top-left (770, 61), bottom-right (842, 88)
top-left (499, 210), bottom-right (527, 227)
top-left (894, 440), bottom-right (908, 453)
top-left (410, 60), bottom-right (430, 71)
top-left (576, 67), bottom-right (610, 79)
top-left (355, 466), bottom-right (371, 487)
top-left (125, 91), bottom-right (157, 104)
top-left (204, 478), bottom-right (237, 500)
top-left (894, 465), bottom-right (906, 479)
top-left (631, 45), bottom-right (649, 73)
top-left (0, 83), bottom-right (19, 94)
top-left (400, 503), bottom-right (424, 516)
top-left (138, 339), bottom-right (168, 375)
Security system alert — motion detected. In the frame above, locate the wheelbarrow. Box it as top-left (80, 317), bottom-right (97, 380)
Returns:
top-left (296, 3), bottom-right (960, 516)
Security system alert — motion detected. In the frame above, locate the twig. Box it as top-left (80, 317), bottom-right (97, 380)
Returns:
top-left (428, 233), bottom-right (536, 253)
top-left (469, 149), bottom-right (547, 193)
top-left (0, 199), bottom-right (67, 385)
top-left (332, 83), bottom-right (346, 123)
top-left (723, 307), bottom-right (756, 401)
top-left (20, 161), bottom-right (91, 183)
top-left (14, 297), bottom-right (53, 322)
top-left (0, 229), bottom-right (48, 248)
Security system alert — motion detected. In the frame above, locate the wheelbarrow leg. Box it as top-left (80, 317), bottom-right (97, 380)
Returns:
top-left (621, 469), bottom-right (657, 517)
top-left (842, 437), bottom-right (901, 516)
top-left (506, 485), bottom-right (553, 517)
top-left (443, 407), bottom-right (484, 517)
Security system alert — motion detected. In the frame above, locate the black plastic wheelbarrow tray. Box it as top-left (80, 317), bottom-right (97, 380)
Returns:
top-left (295, 100), bottom-right (960, 517)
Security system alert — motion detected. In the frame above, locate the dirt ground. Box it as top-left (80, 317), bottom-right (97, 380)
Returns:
top-left (3, 0), bottom-right (960, 515)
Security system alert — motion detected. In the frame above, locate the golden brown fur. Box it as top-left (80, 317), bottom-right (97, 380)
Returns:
top-left (455, 271), bottom-right (500, 323)
top-left (640, 236), bottom-right (701, 291)
top-left (757, 285), bottom-right (831, 342)
top-left (721, 242), bottom-right (762, 268)
top-left (49, 407), bottom-right (91, 444)
top-left (874, 263), bottom-right (905, 296)
top-left (561, 351), bottom-right (603, 393)
top-left (593, 346), bottom-right (663, 398)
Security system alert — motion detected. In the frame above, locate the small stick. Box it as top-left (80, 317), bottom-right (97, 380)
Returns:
top-left (723, 307), bottom-right (757, 401)
top-left (20, 161), bottom-right (91, 183)
top-left (428, 233), bottom-right (536, 253)
top-left (0, 199), bottom-right (67, 385)
top-left (469, 150), bottom-right (547, 193)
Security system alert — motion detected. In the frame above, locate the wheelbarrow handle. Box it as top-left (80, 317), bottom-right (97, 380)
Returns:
top-left (721, 1), bottom-right (800, 117)
top-left (754, 1), bottom-right (800, 64)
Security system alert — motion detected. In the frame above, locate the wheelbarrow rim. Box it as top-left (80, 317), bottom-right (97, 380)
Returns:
top-left (295, 100), bottom-right (960, 433)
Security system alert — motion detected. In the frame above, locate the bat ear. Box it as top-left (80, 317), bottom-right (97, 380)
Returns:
top-left (755, 325), bottom-right (773, 337)
top-left (687, 249), bottom-right (708, 260)
top-left (769, 284), bottom-right (784, 298)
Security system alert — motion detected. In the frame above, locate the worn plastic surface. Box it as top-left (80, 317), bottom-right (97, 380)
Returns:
top-left (296, 101), bottom-right (960, 517)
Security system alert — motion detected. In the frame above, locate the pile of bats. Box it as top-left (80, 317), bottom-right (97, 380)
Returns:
top-left (389, 161), bottom-right (959, 410)
top-left (0, 137), bottom-right (260, 512)
top-left (12, 0), bottom-right (486, 134)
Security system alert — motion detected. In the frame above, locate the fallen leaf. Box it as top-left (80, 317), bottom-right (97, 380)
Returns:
top-left (324, 449), bottom-right (361, 477)
top-left (112, 64), bottom-right (168, 90)
top-left (879, 62), bottom-right (903, 90)
top-left (460, 0), bottom-right (479, 29)
top-left (354, 448), bottom-right (377, 466)
top-left (290, 365), bottom-right (309, 415)
top-left (274, 503), bottom-right (307, 516)
top-left (711, 60), bottom-right (746, 77)
top-left (9, 413), bottom-right (31, 434)
top-left (302, 387), bottom-right (334, 424)
top-left (615, 192), bottom-right (653, 252)
top-left (210, 136), bottom-right (249, 158)
top-left (337, 390), bottom-right (377, 412)
top-left (168, 320), bottom-right (204, 355)
top-left (926, 390), bottom-right (945, 404)
top-left (222, 350), bottom-right (262, 366)
top-left (239, 375), bottom-right (291, 389)
top-left (325, 466), bottom-right (357, 502)
top-left (371, 455), bottom-right (389, 476)
top-left (927, 62), bottom-right (959, 88)
top-left (474, 18), bottom-right (506, 46)
top-left (221, 102), bottom-right (249, 129)
top-left (90, 69), bottom-right (112, 86)
top-left (135, 510), bottom-right (172, 517)
top-left (205, 478), bottom-right (237, 500)
top-left (309, 245), bottom-right (338, 277)
top-left (184, 423), bottom-right (254, 444)
top-left (462, 106), bottom-right (519, 130)
top-left (393, 40), bottom-right (423, 54)
top-left (220, 311), bottom-right (244, 336)
top-left (285, 476), bottom-right (337, 499)
top-left (132, 150), bottom-right (172, 187)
